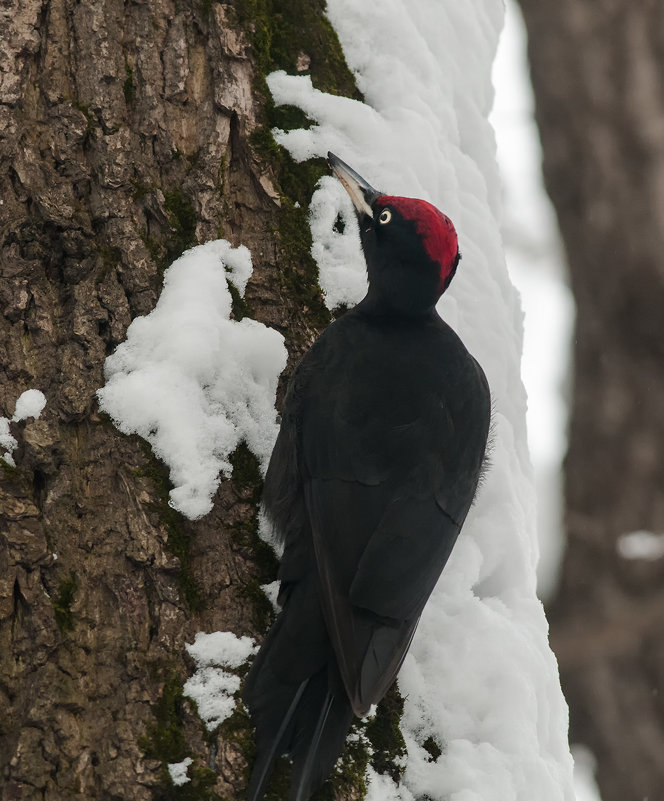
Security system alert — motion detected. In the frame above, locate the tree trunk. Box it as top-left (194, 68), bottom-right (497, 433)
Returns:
top-left (516, 2), bottom-right (664, 800)
top-left (0, 2), bottom-right (356, 799)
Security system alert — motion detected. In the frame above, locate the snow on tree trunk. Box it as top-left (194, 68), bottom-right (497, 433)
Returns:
top-left (517, 1), bottom-right (664, 800)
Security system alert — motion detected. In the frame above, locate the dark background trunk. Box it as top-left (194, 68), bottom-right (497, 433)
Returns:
top-left (516, 1), bottom-right (664, 799)
top-left (0, 2), bottom-right (358, 799)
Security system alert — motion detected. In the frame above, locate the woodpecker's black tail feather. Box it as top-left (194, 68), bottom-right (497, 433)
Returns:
top-left (244, 663), bottom-right (353, 801)
top-left (288, 671), bottom-right (354, 801)
top-left (243, 584), bottom-right (354, 801)
top-left (244, 676), bottom-right (307, 801)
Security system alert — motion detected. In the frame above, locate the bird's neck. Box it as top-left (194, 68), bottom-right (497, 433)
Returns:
top-left (356, 288), bottom-right (440, 324)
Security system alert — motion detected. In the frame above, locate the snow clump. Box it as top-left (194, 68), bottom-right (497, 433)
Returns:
top-left (167, 757), bottom-right (192, 787)
top-left (1, 389), bottom-right (47, 466)
top-left (97, 240), bottom-right (287, 519)
top-left (183, 631), bottom-right (257, 731)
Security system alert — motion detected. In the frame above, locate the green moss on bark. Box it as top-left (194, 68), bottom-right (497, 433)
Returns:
top-left (132, 447), bottom-right (204, 613)
top-left (232, 0), bottom-right (364, 340)
top-left (229, 441), bottom-right (263, 502)
top-left (163, 188), bottom-right (198, 266)
top-left (227, 279), bottom-right (251, 321)
top-left (165, 763), bottom-right (220, 800)
top-left (228, 443), bottom-right (279, 630)
top-left (52, 574), bottom-right (77, 632)
top-left (234, 0), bottom-right (361, 99)
top-left (139, 673), bottom-right (221, 800)
top-left (365, 684), bottom-right (407, 782)
top-left (422, 735), bottom-right (442, 762)
top-left (140, 673), bottom-right (188, 764)
top-left (123, 60), bottom-right (135, 105)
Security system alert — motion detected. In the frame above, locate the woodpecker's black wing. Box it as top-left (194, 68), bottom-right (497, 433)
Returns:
top-left (297, 307), bottom-right (490, 715)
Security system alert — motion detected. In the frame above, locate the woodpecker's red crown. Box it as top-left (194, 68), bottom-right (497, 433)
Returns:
top-left (374, 196), bottom-right (460, 293)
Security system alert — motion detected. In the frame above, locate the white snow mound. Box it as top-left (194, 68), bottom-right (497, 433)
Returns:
top-left (1, 389), bottom-right (47, 465)
top-left (184, 631), bottom-right (257, 731)
top-left (167, 758), bottom-right (192, 787)
top-left (97, 240), bottom-right (287, 519)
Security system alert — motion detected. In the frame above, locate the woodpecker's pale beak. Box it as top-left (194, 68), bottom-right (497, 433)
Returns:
top-left (328, 152), bottom-right (381, 220)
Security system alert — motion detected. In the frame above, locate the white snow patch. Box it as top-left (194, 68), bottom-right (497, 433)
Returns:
top-left (183, 631), bottom-right (257, 731)
top-left (1, 389), bottom-right (47, 465)
top-left (571, 745), bottom-right (603, 801)
top-left (258, 506), bottom-right (284, 558)
top-left (308, 174), bottom-right (368, 310)
top-left (265, 0), bottom-right (575, 799)
top-left (167, 757), bottom-right (192, 787)
top-left (366, 766), bottom-right (411, 801)
top-left (261, 580), bottom-right (281, 613)
top-left (0, 418), bottom-right (17, 466)
top-left (186, 630), bottom-right (257, 669)
top-left (97, 240), bottom-right (288, 519)
top-left (617, 530), bottom-right (664, 561)
top-left (12, 389), bottom-right (47, 421)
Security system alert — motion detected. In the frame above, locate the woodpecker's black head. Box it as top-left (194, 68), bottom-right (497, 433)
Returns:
top-left (328, 152), bottom-right (461, 317)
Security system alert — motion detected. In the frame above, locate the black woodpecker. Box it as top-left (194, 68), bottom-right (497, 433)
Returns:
top-left (243, 153), bottom-right (491, 801)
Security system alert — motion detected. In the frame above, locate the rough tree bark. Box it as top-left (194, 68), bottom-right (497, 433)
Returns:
top-left (0, 2), bottom-right (363, 799)
top-left (516, 2), bottom-right (664, 800)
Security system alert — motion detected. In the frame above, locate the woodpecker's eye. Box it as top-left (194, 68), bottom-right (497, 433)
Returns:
top-left (378, 208), bottom-right (392, 225)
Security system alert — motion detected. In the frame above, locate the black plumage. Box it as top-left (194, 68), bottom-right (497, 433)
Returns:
top-left (243, 153), bottom-right (491, 801)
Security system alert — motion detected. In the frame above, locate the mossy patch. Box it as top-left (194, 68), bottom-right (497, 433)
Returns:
top-left (422, 735), bottom-right (442, 762)
top-left (140, 673), bottom-right (188, 764)
top-left (230, 511), bottom-right (278, 584)
top-left (365, 683), bottom-right (407, 782)
top-left (95, 243), bottom-right (123, 282)
top-left (229, 441), bottom-right (263, 502)
top-left (132, 180), bottom-right (151, 202)
top-left (71, 99), bottom-right (96, 139)
top-left (227, 279), bottom-right (251, 321)
top-left (52, 573), bottom-right (77, 632)
top-left (228, 442), bottom-right (279, 630)
top-left (220, 702), bottom-right (255, 758)
top-left (233, 0), bottom-right (364, 341)
top-left (132, 446), bottom-right (204, 613)
top-left (240, 577), bottom-right (276, 632)
top-left (140, 673), bottom-right (221, 800)
top-left (123, 60), bottom-right (135, 106)
top-left (164, 762), bottom-right (220, 801)
top-left (0, 459), bottom-right (23, 482)
top-left (220, 704), bottom-right (369, 801)
top-left (137, 186), bottom-right (197, 276)
top-left (219, 703), bottom-right (257, 787)
top-left (277, 195), bottom-right (331, 333)
top-left (164, 188), bottom-right (198, 267)
top-left (234, 0), bottom-right (361, 100)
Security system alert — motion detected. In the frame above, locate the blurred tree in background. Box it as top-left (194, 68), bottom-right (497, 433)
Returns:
top-left (517, 1), bottom-right (664, 799)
